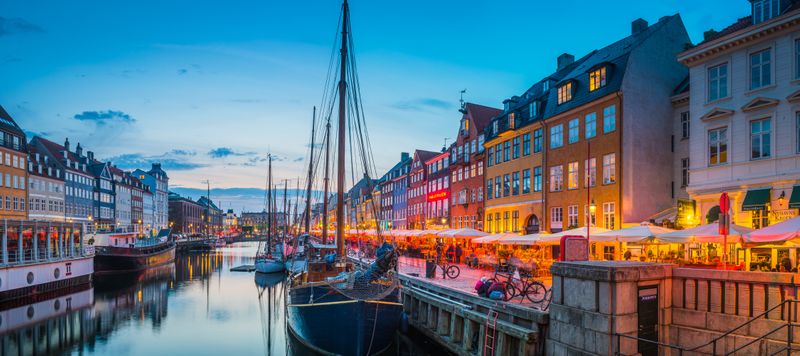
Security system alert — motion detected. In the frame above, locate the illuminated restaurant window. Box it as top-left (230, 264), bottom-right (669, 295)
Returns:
top-left (557, 82), bottom-right (572, 104)
top-left (567, 162), bottom-right (579, 190)
top-left (589, 67), bottom-right (607, 91)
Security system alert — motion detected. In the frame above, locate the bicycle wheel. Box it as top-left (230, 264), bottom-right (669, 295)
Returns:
top-left (504, 282), bottom-right (517, 301)
top-left (525, 281), bottom-right (547, 303)
top-left (446, 265), bottom-right (460, 279)
top-left (540, 289), bottom-right (553, 311)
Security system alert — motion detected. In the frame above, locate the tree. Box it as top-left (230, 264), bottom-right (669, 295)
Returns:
top-left (706, 205), bottom-right (721, 224)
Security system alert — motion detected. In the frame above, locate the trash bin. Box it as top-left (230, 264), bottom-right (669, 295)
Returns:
top-left (425, 259), bottom-right (436, 278)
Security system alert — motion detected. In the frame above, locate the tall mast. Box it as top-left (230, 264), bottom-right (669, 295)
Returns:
top-left (335, 0), bottom-right (348, 257)
top-left (282, 180), bottom-right (288, 241)
top-left (305, 107), bottom-right (316, 235)
top-left (267, 155), bottom-right (272, 252)
top-left (322, 118), bottom-right (331, 244)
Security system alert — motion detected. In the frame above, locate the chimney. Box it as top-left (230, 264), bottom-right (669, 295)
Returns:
top-left (557, 53), bottom-right (575, 71)
top-left (631, 18), bottom-right (648, 35)
top-left (64, 138), bottom-right (70, 152)
top-left (87, 151), bottom-right (94, 161)
top-left (401, 152), bottom-right (409, 161)
top-left (75, 142), bottom-right (82, 157)
top-left (703, 29), bottom-right (718, 41)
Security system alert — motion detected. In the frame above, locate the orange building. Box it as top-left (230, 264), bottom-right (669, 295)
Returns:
top-left (0, 106), bottom-right (29, 220)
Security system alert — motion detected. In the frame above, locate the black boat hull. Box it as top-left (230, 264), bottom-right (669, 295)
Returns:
top-left (94, 242), bottom-right (176, 274)
top-left (287, 283), bottom-right (402, 355)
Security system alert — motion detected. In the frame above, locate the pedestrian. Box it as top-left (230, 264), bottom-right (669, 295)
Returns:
top-left (455, 245), bottom-right (463, 264)
top-left (446, 244), bottom-right (455, 263)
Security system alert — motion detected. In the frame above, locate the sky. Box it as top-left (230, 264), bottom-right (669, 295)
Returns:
top-left (0, 0), bottom-right (749, 211)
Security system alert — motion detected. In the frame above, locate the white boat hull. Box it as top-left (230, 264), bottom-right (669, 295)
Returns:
top-left (255, 258), bottom-right (285, 274)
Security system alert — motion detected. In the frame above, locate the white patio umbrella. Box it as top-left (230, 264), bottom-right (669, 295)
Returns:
top-left (498, 233), bottom-right (546, 246)
top-left (657, 222), bottom-right (752, 244)
top-left (532, 227), bottom-right (610, 245)
top-left (435, 228), bottom-right (488, 239)
top-left (744, 216), bottom-right (800, 243)
top-left (471, 233), bottom-right (515, 244)
top-left (591, 224), bottom-right (676, 243)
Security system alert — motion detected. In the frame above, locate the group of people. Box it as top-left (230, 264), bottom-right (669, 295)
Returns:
top-left (434, 241), bottom-right (465, 263)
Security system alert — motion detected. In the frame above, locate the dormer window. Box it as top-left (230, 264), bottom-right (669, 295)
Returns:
top-left (509, 113), bottom-right (516, 129)
top-left (589, 67), bottom-right (607, 91)
top-left (492, 120), bottom-right (499, 135)
top-left (542, 81), bottom-right (549, 92)
top-left (753, 0), bottom-right (781, 24)
top-left (557, 82), bottom-right (573, 104)
top-left (529, 101), bottom-right (540, 118)
top-left (503, 101), bottom-right (510, 111)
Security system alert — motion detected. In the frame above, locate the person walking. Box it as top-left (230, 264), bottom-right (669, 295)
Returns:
top-left (455, 244), bottom-right (463, 264)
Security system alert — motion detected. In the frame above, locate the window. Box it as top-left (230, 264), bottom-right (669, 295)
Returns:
top-left (750, 49), bottom-right (772, 90)
top-left (602, 154), bottom-right (616, 184)
top-left (557, 82), bottom-right (572, 104)
top-left (522, 133), bottom-right (531, 156)
top-left (585, 113), bottom-right (597, 139)
top-left (797, 113), bottom-right (800, 153)
top-left (752, 0), bottom-right (780, 24)
top-left (589, 67), bottom-right (607, 91)
top-left (796, 39), bottom-right (800, 80)
top-left (569, 119), bottom-right (579, 144)
top-left (478, 161), bottom-right (483, 176)
top-left (487, 214), bottom-right (493, 233)
top-left (567, 162), bottom-right (579, 190)
top-left (708, 63), bottom-right (728, 101)
top-left (522, 169), bottom-right (531, 194)
top-left (567, 205), bottom-right (579, 228)
top-left (487, 146), bottom-right (494, 167)
top-left (533, 167), bottom-right (542, 192)
top-left (512, 171), bottom-right (520, 196)
top-left (530, 101), bottom-right (539, 118)
top-left (752, 209), bottom-right (769, 229)
top-left (603, 202), bottom-right (615, 230)
top-left (494, 212), bottom-right (500, 232)
top-left (680, 111), bottom-right (690, 139)
top-left (478, 134), bottom-right (485, 153)
top-left (585, 205), bottom-right (597, 227)
top-left (495, 177), bottom-right (501, 199)
top-left (585, 158), bottom-right (596, 187)
top-left (494, 144), bottom-right (501, 165)
top-left (551, 207), bottom-right (563, 230)
top-left (603, 105), bottom-right (616, 133)
top-left (681, 158), bottom-right (690, 187)
top-left (512, 137), bottom-right (520, 159)
top-left (509, 113), bottom-right (516, 129)
top-left (708, 127), bottom-right (728, 166)
top-left (512, 211), bottom-right (519, 232)
top-left (751, 118), bottom-right (771, 159)
top-left (550, 124), bottom-right (563, 148)
top-left (503, 174), bottom-right (510, 197)
top-left (502, 141), bottom-right (510, 161)
top-left (533, 128), bottom-right (543, 153)
top-left (550, 165), bottom-right (563, 192)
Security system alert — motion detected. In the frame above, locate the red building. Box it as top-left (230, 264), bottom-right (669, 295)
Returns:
top-left (407, 149), bottom-right (438, 230)
top-left (425, 151), bottom-right (450, 230)
top-left (449, 103), bottom-right (501, 230)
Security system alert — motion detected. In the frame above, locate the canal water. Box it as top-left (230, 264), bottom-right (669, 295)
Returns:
top-left (0, 242), bottom-right (449, 355)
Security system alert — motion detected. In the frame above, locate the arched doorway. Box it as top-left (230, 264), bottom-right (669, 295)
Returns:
top-left (525, 215), bottom-right (540, 234)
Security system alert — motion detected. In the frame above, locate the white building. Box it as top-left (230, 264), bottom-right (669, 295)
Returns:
top-left (678, 0), bottom-right (800, 229)
top-left (27, 149), bottom-right (65, 222)
top-left (133, 163), bottom-right (168, 232)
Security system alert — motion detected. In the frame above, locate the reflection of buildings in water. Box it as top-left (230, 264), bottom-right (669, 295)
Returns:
top-left (93, 263), bottom-right (175, 333)
top-left (174, 251), bottom-right (224, 282)
top-left (0, 286), bottom-right (94, 355)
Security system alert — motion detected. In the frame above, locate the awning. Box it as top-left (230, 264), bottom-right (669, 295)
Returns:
top-left (741, 189), bottom-right (771, 211)
top-left (790, 186), bottom-right (800, 209)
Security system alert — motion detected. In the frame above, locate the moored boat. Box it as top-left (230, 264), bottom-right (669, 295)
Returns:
top-left (254, 155), bottom-right (285, 274)
top-left (92, 229), bottom-right (175, 275)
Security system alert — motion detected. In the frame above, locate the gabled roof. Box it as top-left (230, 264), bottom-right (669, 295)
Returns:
top-left (464, 103), bottom-right (502, 132)
top-left (701, 1), bottom-right (800, 44)
top-left (0, 105), bottom-right (26, 140)
top-left (413, 149), bottom-right (439, 163)
top-left (197, 196), bottom-right (221, 211)
top-left (32, 136), bottom-right (91, 173)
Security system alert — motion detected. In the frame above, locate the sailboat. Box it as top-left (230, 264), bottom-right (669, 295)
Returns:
top-left (286, 1), bottom-right (401, 355)
top-left (255, 154), bottom-right (285, 274)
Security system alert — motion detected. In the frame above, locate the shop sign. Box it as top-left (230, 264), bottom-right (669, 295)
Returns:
top-left (427, 190), bottom-right (449, 202)
top-left (771, 209), bottom-right (798, 224)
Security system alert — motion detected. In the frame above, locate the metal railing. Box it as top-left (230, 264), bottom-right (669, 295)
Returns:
top-left (615, 299), bottom-right (800, 355)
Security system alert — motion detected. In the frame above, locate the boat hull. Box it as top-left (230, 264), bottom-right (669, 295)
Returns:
top-left (0, 256), bottom-right (94, 303)
top-left (287, 283), bottom-right (401, 356)
top-left (94, 242), bottom-right (176, 275)
top-left (254, 258), bottom-right (285, 274)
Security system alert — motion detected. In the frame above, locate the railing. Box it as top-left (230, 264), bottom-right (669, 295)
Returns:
top-left (616, 299), bottom-right (800, 355)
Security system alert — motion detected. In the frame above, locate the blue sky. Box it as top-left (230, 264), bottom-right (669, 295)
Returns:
top-left (1, 0), bottom-right (748, 211)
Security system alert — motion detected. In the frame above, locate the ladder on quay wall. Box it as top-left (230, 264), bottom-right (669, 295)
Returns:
top-left (615, 299), bottom-right (800, 355)
top-left (483, 310), bottom-right (499, 356)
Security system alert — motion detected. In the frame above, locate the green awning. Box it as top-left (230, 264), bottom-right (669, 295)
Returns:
top-left (789, 186), bottom-right (800, 209)
top-left (741, 188), bottom-right (771, 211)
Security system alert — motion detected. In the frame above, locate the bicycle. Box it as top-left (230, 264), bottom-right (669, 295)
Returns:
top-left (435, 258), bottom-right (460, 279)
top-left (488, 267), bottom-right (547, 303)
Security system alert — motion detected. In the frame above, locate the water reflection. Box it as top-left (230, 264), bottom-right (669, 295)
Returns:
top-left (0, 243), bottom-right (447, 355)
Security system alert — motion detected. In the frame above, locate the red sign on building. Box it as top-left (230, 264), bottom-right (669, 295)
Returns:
top-left (427, 190), bottom-right (449, 202)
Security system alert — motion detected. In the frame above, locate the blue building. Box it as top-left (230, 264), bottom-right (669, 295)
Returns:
top-left (87, 157), bottom-right (115, 231)
top-left (31, 137), bottom-right (95, 224)
top-left (388, 153), bottom-right (412, 230)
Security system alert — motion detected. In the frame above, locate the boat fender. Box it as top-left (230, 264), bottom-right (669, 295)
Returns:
top-left (400, 311), bottom-right (409, 334)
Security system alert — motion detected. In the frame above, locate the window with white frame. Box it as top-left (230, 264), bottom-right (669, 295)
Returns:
top-left (585, 113), bottom-right (597, 139)
top-left (603, 105), bottom-right (616, 133)
top-left (550, 124), bottom-right (564, 148)
top-left (602, 154), bottom-right (616, 184)
top-left (750, 118), bottom-right (771, 160)
top-left (750, 49), bottom-right (772, 90)
top-left (567, 162), bottom-right (579, 190)
top-left (533, 166), bottom-right (542, 192)
top-left (602, 202), bottom-right (615, 230)
top-left (585, 205), bottom-right (596, 227)
top-left (551, 207), bottom-right (563, 230)
top-left (557, 82), bottom-right (572, 104)
top-left (585, 157), bottom-right (596, 187)
top-left (708, 63), bottom-right (728, 101)
top-left (589, 67), bottom-right (607, 91)
top-left (569, 119), bottom-right (579, 144)
top-left (550, 165), bottom-right (563, 192)
top-left (708, 127), bottom-right (728, 166)
top-left (567, 205), bottom-right (578, 228)
top-left (680, 111), bottom-right (690, 139)
top-left (752, 0), bottom-right (781, 24)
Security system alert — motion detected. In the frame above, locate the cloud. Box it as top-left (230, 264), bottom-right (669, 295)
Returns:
top-left (177, 68), bottom-right (188, 75)
top-left (105, 152), bottom-right (206, 171)
top-left (293, 157), bottom-right (303, 162)
top-left (208, 147), bottom-right (256, 158)
top-left (24, 129), bottom-right (49, 139)
top-left (73, 110), bottom-right (135, 125)
top-left (391, 98), bottom-right (454, 112)
top-left (0, 17), bottom-right (44, 37)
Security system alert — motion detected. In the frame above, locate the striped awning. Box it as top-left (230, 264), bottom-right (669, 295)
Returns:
top-left (741, 189), bottom-right (770, 211)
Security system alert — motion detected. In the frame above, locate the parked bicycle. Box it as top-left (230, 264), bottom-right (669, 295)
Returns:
top-left (435, 258), bottom-right (460, 279)
top-left (487, 266), bottom-right (547, 303)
